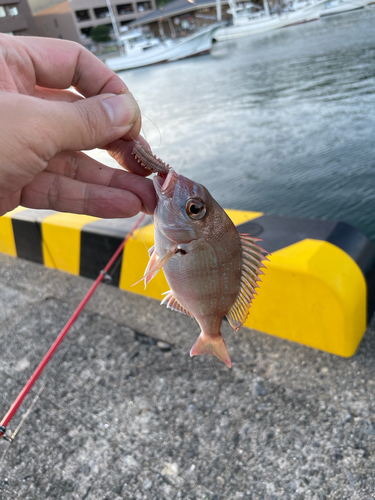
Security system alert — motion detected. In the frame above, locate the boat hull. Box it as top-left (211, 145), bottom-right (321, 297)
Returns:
top-left (321, 0), bottom-right (370, 16)
top-left (213, 1), bottom-right (325, 41)
top-left (106, 25), bottom-right (219, 72)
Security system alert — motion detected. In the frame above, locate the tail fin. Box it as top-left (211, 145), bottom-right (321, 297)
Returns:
top-left (190, 333), bottom-right (232, 368)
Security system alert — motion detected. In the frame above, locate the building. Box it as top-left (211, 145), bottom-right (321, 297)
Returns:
top-left (29, 0), bottom-right (157, 44)
top-left (130, 0), bottom-right (231, 39)
top-left (0, 0), bottom-right (36, 35)
top-left (70, 0), bottom-right (157, 41)
top-left (33, 0), bottom-right (81, 42)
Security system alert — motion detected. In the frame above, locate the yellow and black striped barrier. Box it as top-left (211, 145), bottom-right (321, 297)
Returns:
top-left (1, 207), bottom-right (374, 357)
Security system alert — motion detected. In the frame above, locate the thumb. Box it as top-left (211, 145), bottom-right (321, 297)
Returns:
top-left (44, 91), bottom-right (141, 152)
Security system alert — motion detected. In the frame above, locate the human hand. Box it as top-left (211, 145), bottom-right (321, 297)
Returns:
top-left (0, 34), bottom-right (157, 218)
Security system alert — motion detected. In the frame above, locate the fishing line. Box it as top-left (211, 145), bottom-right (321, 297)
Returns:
top-left (0, 382), bottom-right (46, 472)
top-left (100, 241), bottom-right (126, 282)
top-left (139, 225), bottom-right (153, 255)
top-left (140, 112), bottom-right (162, 149)
top-left (137, 202), bottom-right (154, 254)
top-left (209, 356), bottom-right (220, 375)
top-left (0, 213), bottom-right (146, 443)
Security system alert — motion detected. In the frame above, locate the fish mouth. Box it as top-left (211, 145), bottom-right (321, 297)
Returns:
top-left (153, 169), bottom-right (178, 197)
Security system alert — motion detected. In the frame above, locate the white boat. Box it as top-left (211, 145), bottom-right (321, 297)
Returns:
top-left (321, 0), bottom-right (371, 16)
top-left (213, 0), bottom-right (326, 41)
top-left (105, 24), bottom-right (221, 72)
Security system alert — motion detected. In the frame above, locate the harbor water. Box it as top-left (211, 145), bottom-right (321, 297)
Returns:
top-left (94, 8), bottom-right (375, 242)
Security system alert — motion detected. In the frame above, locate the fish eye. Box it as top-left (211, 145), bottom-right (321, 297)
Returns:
top-left (185, 198), bottom-right (206, 220)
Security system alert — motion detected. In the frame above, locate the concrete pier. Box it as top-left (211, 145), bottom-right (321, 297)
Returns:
top-left (0, 252), bottom-right (375, 499)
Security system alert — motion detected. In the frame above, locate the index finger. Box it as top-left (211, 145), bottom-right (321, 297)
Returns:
top-left (16, 36), bottom-right (127, 98)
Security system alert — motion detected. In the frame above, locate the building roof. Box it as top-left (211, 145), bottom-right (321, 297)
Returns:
top-left (131, 0), bottom-right (225, 26)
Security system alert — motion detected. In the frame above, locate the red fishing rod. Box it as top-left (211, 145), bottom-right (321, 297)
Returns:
top-left (0, 213), bottom-right (146, 440)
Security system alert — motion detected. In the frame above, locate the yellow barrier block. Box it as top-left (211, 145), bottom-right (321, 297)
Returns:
top-left (0, 216), bottom-right (17, 257)
top-left (1, 206), bottom-right (371, 358)
top-left (120, 223), bottom-right (169, 300)
top-left (0, 207), bottom-right (26, 256)
top-left (42, 213), bottom-right (98, 275)
top-left (121, 224), bottom-right (367, 357)
top-left (245, 239), bottom-right (366, 357)
top-left (224, 210), bottom-right (263, 226)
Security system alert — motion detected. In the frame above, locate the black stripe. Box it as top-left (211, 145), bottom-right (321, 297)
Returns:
top-left (237, 214), bottom-right (375, 322)
top-left (326, 222), bottom-right (375, 322)
top-left (11, 209), bottom-right (55, 264)
top-left (237, 215), bottom-right (337, 254)
top-left (12, 219), bottom-right (43, 264)
top-left (80, 231), bottom-right (124, 287)
top-left (79, 215), bottom-right (152, 287)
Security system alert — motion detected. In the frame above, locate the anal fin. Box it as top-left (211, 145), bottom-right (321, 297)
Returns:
top-left (161, 291), bottom-right (193, 317)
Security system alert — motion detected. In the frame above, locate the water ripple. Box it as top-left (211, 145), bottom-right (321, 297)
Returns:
top-left (113, 8), bottom-right (375, 242)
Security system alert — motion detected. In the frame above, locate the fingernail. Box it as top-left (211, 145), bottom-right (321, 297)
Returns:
top-left (102, 93), bottom-right (139, 128)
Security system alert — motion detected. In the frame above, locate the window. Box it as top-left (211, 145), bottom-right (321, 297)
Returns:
top-left (53, 18), bottom-right (59, 28)
top-left (7, 6), bottom-right (18, 16)
top-left (80, 27), bottom-right (92, 38)
top-left (75, 9), bottom-right (90, 22)
top-left (94, 7), bottom-right (109, 19)
top-left (117, 3), bottom-right (133, 15)
top-left (137, 1), bottom-right (152, 12)
top-left (0, 6), bottom-right (6, 17)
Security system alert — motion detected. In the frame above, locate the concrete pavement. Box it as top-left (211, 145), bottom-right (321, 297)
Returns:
top-left (0, 253), bottom-right (375, 499)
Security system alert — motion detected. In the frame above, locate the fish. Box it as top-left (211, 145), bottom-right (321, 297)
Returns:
top-left (133, 143), bottom-right (268, 367)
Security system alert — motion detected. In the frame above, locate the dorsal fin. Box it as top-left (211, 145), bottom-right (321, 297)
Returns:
top-left (226, 233), bottom-right (269, 331)
top-left (160, 291), bottom-right (194, 317)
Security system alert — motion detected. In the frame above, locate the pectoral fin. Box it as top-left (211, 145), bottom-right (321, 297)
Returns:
top-left (144, 245), bottom-right (159, 287)
top-left (190, 333), bottom-right (232, 368)
top-left (133, 246), bottom-right (176, 288)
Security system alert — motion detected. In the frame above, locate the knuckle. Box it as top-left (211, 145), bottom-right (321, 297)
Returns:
top-left (64, 151), bottom-right (80, 178)
top-left (74, 102), bottom-right (104, 147)
top-left (47, 174), bottom-right (61, 211)
top-left (82, 183), bottom-right (91, 215)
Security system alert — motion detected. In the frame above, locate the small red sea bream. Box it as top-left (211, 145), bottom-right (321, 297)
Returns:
top-left (134, 143), bottom-right (268, 367)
